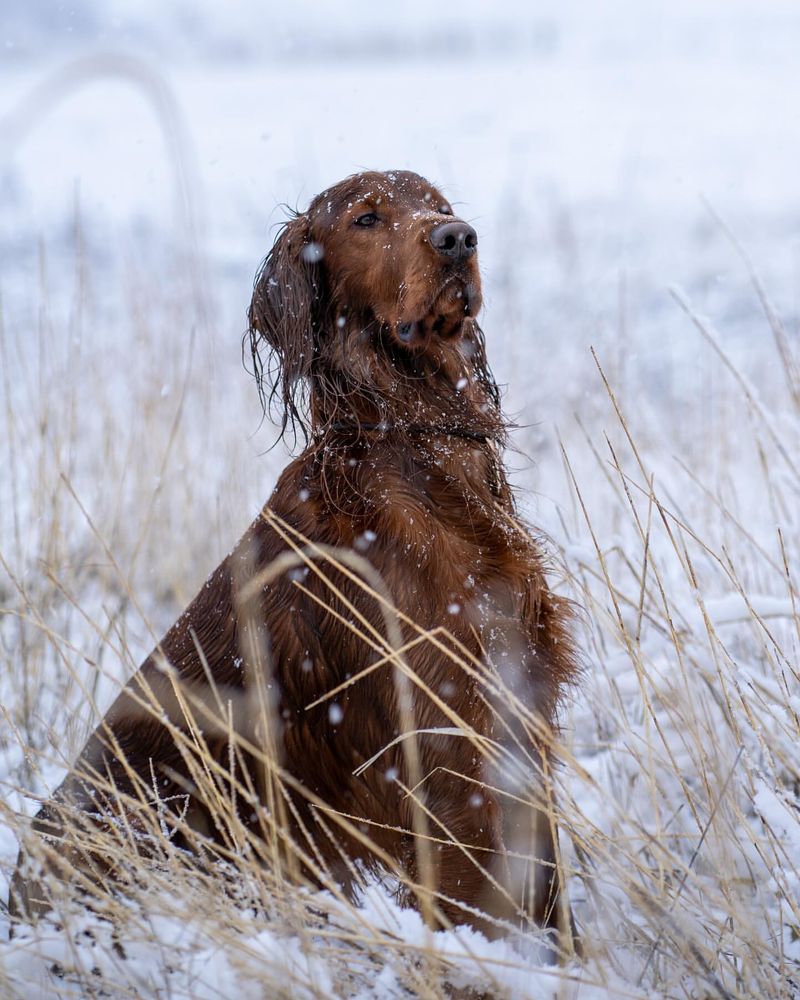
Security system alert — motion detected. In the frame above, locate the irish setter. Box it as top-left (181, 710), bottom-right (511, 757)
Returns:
top-left (11, 170), bottom-right (578, 948)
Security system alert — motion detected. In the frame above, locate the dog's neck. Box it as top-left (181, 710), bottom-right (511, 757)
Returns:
top-left (308, 318), bottom-right (506, 446)
top-left (318, 421), bottom-right (494, 444)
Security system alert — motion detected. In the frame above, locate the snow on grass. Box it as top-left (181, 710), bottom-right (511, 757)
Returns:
top-left (2, 5), bottom-right (800, 997)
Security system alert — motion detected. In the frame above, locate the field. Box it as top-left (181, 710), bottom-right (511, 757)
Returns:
top-left (2, 3), bottom-right (800, 997)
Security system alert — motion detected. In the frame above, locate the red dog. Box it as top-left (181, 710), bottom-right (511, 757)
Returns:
top-left (12, 170), bottom-right (577, 946)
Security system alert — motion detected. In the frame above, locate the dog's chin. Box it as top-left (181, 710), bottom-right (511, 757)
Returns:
top-left (392, 281), bottom-right (481, 351)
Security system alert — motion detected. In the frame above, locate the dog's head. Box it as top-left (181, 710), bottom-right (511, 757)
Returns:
top-left (248, 170), bottom-right (489, 439)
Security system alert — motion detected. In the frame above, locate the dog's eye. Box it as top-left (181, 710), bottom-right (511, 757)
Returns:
top-left (353, 212), bottom-right (379, 227)
top-left (439, 204), bottom-right (453, 216)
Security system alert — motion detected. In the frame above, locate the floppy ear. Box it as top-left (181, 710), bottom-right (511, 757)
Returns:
top-left (247, 214), bottom-right (321, 442)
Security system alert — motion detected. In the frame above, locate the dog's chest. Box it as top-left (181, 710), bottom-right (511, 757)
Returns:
top-left (362, 455), bottom-right (529, 627)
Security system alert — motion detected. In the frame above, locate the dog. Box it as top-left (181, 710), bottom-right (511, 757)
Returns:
top-left (10, 170), bottom-right (578, 948)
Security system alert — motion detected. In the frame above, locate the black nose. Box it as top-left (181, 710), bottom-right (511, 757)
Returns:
top-left (429, 221), bottom-right (478, 261)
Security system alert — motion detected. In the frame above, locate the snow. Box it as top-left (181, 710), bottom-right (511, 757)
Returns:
top-left (2, 1), bottom-right (800, 997)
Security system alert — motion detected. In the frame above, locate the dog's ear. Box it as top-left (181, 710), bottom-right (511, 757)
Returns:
top-left (247, 214), bottom-right (321, 442)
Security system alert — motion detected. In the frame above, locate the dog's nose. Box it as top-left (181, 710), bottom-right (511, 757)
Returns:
top-left (429, 221), bottom-right (478, 261)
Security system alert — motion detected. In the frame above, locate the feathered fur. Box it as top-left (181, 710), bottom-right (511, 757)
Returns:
top-left (11, 170), bottom-right (578, 946)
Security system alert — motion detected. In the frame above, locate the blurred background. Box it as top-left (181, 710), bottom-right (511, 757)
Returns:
top-left (2, 0), bottom-right (799, 672)
top-left (3, 6), bottom-right (800, 995)
top-left (2, 0), bottom-right (799, 661)
top-left (3, 0), bottom-right (799, 404)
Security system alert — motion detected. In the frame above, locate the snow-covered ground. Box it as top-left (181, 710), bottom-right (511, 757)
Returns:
top-left (2, 2), bottom-right (800, 997)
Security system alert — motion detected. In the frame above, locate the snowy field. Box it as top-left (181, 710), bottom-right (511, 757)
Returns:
top-left (2, 1), bottom-right (800, 996)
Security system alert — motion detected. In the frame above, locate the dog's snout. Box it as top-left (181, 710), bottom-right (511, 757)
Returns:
top-left (429, 221), bottom-right (478, 261)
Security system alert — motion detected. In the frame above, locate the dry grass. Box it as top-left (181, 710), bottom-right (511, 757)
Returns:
top-left (2, 188), bottom-right (800, 998)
